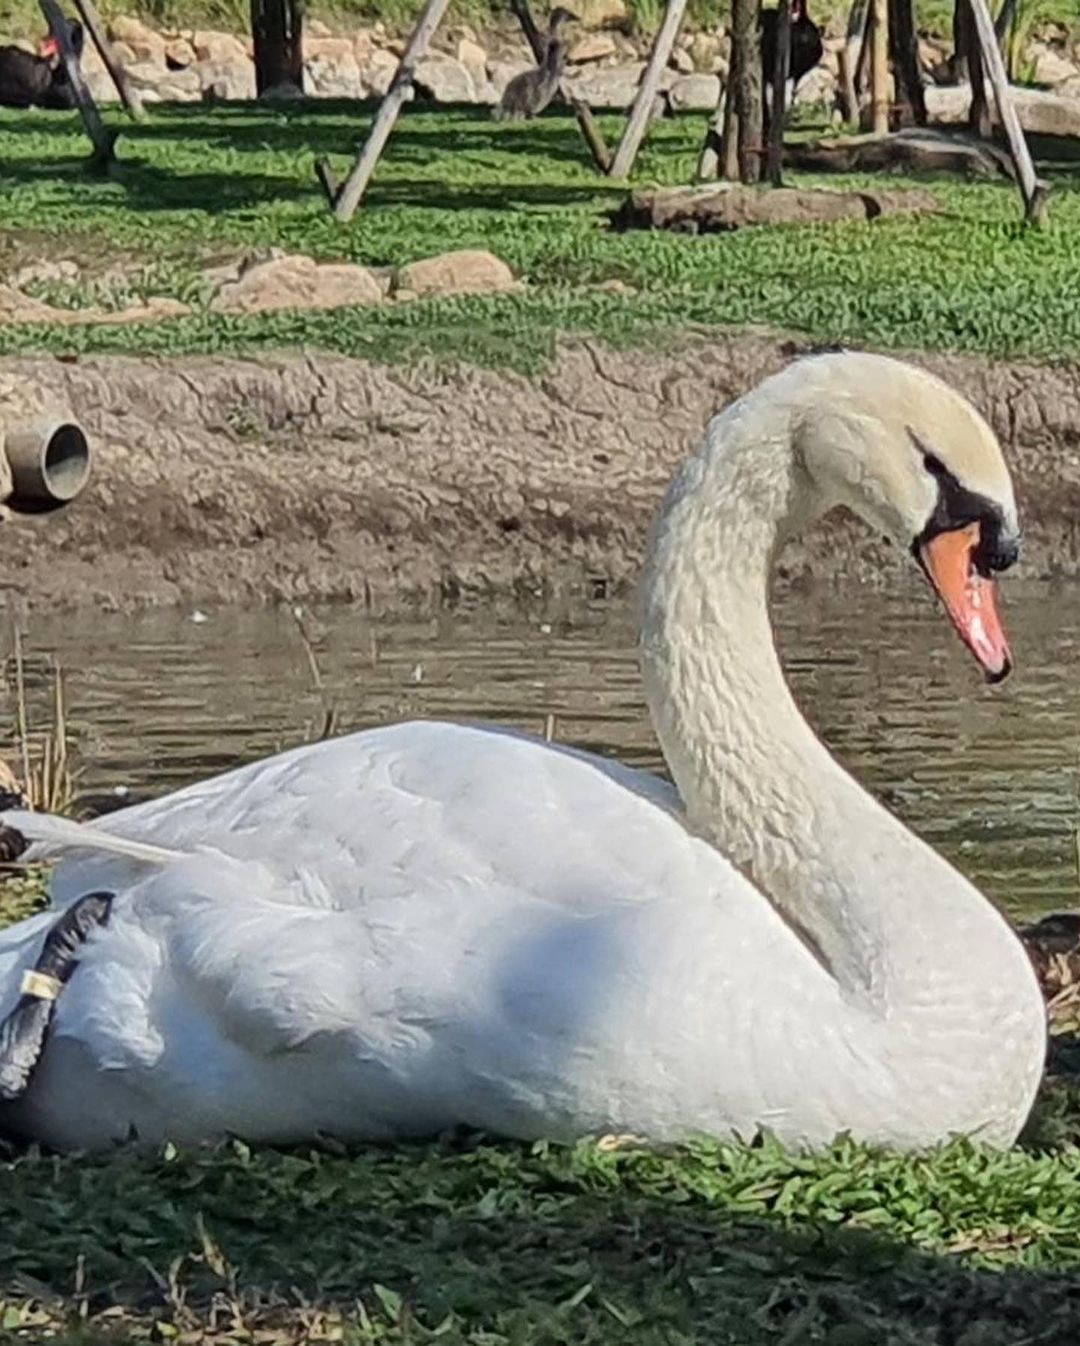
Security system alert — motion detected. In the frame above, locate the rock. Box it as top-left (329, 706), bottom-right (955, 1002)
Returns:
top-left (925, 82), bottom-right (1080, 138)
top-left (363, 49), bottom-right (399, 96)
top-left (1029, 41), bottom-right (1077, 87)
top-left (668, 72), bottom-right (721, 110)
top-left (305, 55), bottom-right (365, 98)
top-left (581, 0), bottom-right (627, 27)
top-left (109, 15), bottom-right (158, 46)
top-left (457, 37), bottom-right (488, 72)
top-left (123, 59), bottom-right (200, 97)
top-left (568, 34), bottom-right (617, 64)
top-left (198, 58), bottom-right (256, 101)
top-left (394, 249), bottom-right (517, 298)
top-left (353, 29), bottom-right (375, 61)
top-left (192, 30), bottom-right (248, 64)
top-left (610, 183), bottom-right (940, 233)
top-left (307, 18), bottom-right (332, 38)
top-left (414, 55), bottom-right (477, 102)
top-left (669, 47), bottom-right (694, 74)
top-left (165, 37), bottom-right (196, 69)
top-left (793, 64), bottom-right (836, 104)
top-left (565, 63), bottom-right (644, 107)
top-left (210, 254), bottom-right (383, 314)
top-left (110, 40), bottom-right (137, 66)
top-left (689, 31), bottom-right (724, 72)
top-left (305, 36), bottom-right (354, 62)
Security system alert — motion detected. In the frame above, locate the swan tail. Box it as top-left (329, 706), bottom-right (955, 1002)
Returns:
top-left (0, 891), bottom-right (113, 1101)
top-left (0, 810), bottom-right (187, 867)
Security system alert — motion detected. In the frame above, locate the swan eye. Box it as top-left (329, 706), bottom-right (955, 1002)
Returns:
top-left (923, 452), bottom-right (948, 479)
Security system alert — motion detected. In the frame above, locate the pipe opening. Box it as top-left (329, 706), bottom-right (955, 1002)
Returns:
top-left (6, 422), bottom-right (92, 512)
top-left (41, 424), bottom-right (91, 501)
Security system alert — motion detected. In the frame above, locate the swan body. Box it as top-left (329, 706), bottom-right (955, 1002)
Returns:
top-left (0, 352), bottom-right (1046, 1152)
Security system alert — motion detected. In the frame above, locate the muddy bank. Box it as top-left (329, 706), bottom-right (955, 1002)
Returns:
top-left (1, 333), bottom-right (1079, 611)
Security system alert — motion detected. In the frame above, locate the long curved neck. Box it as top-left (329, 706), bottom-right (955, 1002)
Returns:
top-left (639, 396), bottom-right (1016, 1007)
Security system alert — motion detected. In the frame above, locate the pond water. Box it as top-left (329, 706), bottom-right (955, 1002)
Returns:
top-left (2, 581), bottom-right (1077, 923)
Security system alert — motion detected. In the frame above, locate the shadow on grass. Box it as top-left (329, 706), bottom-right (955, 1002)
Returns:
top-left (2, 1124), bottom-right (1080, 1343)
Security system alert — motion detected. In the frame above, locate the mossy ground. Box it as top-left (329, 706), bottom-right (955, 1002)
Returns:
top-left (0, 103), bottom-right (1078, 372)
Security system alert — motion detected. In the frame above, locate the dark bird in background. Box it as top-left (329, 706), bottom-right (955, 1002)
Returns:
top-left (760, 0), bottom-right (823, 94)
top-left (0, 18), bottom-right (83, 110)
top-left (494, 7), bottom-right (575, 121)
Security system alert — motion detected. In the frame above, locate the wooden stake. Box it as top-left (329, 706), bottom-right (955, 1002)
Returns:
top-left (39, 0), bottom-right (116, 164)
top-left (967, 0), bottom-right (1049, 225)
top-left (887, 0), bottom-right (925, 126)
top-left (838, 0), bottom-right (867, 126)
top-left (69, 0), bottom-right (145, 121)
top-left (870, 0), bottom-right (889, 133)
top-left (765, 0), bottom-right (790, 185)
top-left (609, 0), bottom-right (689, 178)
top-left (329, 0), bottom-right (452, 221)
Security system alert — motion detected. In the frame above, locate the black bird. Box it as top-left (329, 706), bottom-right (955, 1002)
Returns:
top-left (494, 7), bottom-right (575, 121)
top-left (0, 19), bottom-right (83, 110)
top-left (760, 0), bottom-right (823, 93)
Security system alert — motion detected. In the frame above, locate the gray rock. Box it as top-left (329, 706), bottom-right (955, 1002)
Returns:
top-left (669, 73), bottom-right (721, 111)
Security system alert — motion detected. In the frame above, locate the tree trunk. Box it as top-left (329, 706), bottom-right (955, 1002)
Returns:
top-left (956, 0), bottom-right (991, 136)
top-left (732, 0), bottom-right (762, 184)
top-left (888, 0), bottom-right (925, 126)
top-left (765, 0), bottom-right (789, 184)
top-left (251, 0), bottom-right (304, 95)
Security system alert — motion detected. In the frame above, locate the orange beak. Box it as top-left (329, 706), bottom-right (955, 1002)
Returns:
top-left (38, 35), bottom-right (59, 58)
top-left (918, 521), bottom-right (1012, 683)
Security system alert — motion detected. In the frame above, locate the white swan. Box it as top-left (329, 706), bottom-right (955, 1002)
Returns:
top-left (0, 351), bottom-right (1046, 1153)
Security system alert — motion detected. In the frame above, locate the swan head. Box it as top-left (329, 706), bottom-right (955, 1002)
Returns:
top-left (791, 353), bottom-right (1019, 683)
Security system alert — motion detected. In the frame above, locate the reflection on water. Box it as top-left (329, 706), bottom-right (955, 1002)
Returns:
top-left (1, 582), bottom-right (1077, 921)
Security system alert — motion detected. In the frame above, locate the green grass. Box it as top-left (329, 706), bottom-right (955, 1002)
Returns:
top-left (1, 871), bottom-right (1080, 1344)
top-left (0, 103), bottom-right (1079, 372)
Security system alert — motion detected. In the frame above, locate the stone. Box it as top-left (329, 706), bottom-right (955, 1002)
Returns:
top-left (192, 30), bottom-right (248, 64)
top-left (457, 37), bottom-right (488, 72)
top-left (305, 54), bottom-right (365, 98)
top-left (305, 36), bottom-right (354, 62)
top-left (689, 31), bottom-right (723, 72)
top-left (363, 48), bottom-right (400, 96)
top-left (581, 0), bottom-right (627, 28)
top-left (307, 18), bottom-right (332, 38)
top-left (565, 63), bottom-right (644, 107)
top-left (611, 183), bottom-right (940, 233)
top-left (925, 82), bottom-right (1080, 138)
top-left (353, 29), bottom-right (374, 61)
top-left (210, 254), bottom-right (383, 314)
top-left (198, 59), bottom-right (256, 101)
top-left (668, 72), bottom-right (721, 110)
top-left (414, 55), bottom-right (477, 102)
top-left (165, 37), bottom-right (196, 68)
top-left (793, 64), bottom-right (836, 104)
top-left (394, 249), bottom-right (517, 298)
top-left (109, 15), bottom-right (158, 46)
top-left (669, 47), bottom-right (694, 74)
top-left (1029, 42), bottom-right (1077, 87)
top-left (568, 34), bottom-right (617, 63)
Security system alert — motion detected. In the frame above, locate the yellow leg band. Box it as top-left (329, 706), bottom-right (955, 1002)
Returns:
top-left (20, 970), bottom-right (61, 1001)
